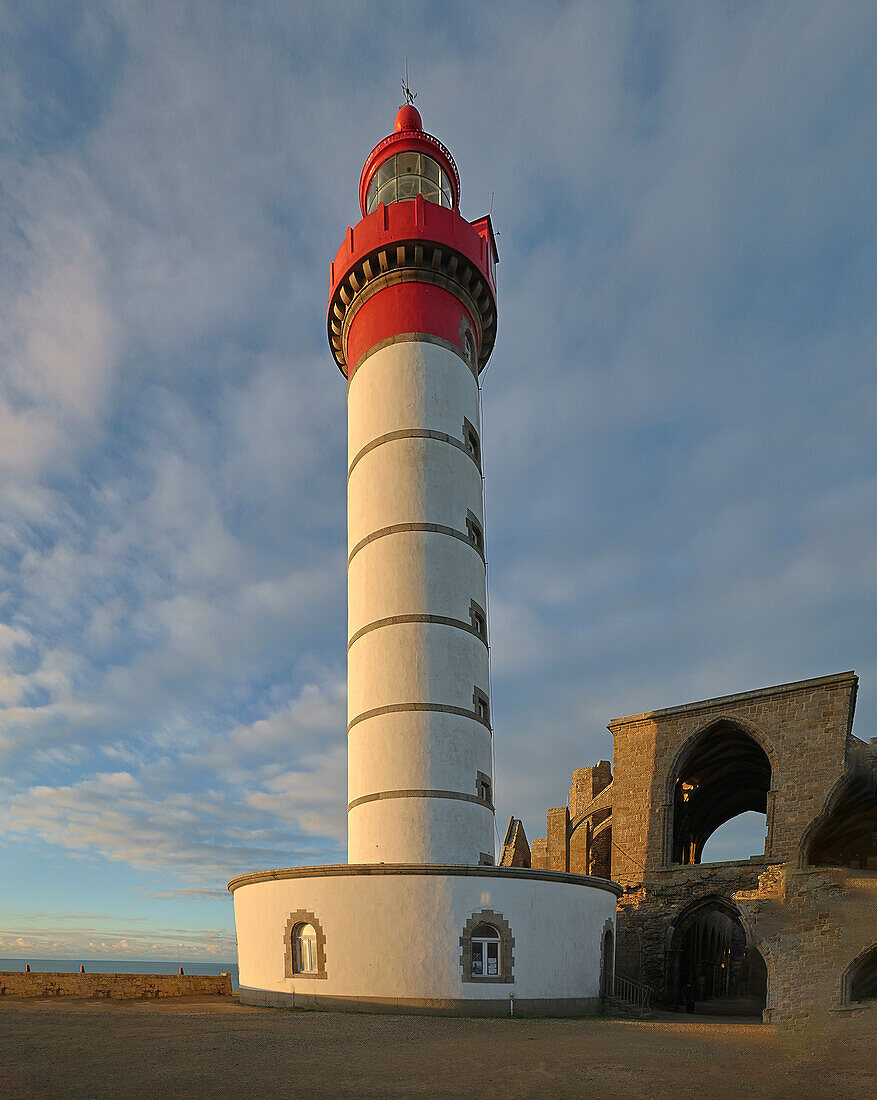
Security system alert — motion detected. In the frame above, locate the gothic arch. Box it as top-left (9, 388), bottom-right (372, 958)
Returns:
top-left (666, 718), bottom-right (774, 865)
top-left (798, 774), bottom-right (850, 868)
top-left (840, 942), bottom-right (877, 1005)
top-left (569, 816), bottom-right (587, 839)
top-left (568, 810), bottom-right (612, 878)
top-left (799, 772), bottom-right (876, 869)
top-left (666, 894), bottom-right (756, 946)
top-left (666, 894), bottom-right (769, 1015)
top-left (664, 716), bottom-right (777, 804)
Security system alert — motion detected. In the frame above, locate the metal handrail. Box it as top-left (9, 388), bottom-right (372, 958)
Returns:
top-left (610, 971), bottom-right (652, 1016)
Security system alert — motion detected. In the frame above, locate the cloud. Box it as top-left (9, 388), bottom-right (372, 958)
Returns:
top-left (0, 676), bottom-right (347, 883)
top-left (0, 212), bottom-right (117, 482)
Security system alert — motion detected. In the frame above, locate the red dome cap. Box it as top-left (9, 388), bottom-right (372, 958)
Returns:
top-left (395, 104), bottom-right (422, 132)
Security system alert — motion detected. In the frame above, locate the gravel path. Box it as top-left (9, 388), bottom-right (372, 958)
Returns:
top-left (0, 998), bottom-right (872, 1099)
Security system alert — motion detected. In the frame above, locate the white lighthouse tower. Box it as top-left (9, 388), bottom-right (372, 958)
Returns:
top-left (230, 104), bottom-right (619, 1015)
top-left (336, 102), bottom-right (496, 867)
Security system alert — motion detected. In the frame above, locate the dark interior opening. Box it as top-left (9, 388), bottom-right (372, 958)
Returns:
top-left (667, 899), bottom-right (766, 1017)
top-left (807, 776), bottom-right (877, 870)
top-left (601, 928), bottom-right (614, 997)
top-left (849, 945), bottom-right (877, 1003)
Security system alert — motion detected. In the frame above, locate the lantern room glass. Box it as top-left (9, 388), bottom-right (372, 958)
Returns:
top-left (366, 152), bottom-right (453, 214)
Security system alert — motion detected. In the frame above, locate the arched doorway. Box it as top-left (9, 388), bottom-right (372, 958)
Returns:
top-left (667, 898), bottom-right (766, 1016)
top-left (601, 927), bottom-right (614, 998)
top-left (671, 722), bottom-right (772, 865)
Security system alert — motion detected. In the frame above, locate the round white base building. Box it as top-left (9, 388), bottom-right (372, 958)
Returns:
top-left (230, 105), bottom-right (620, 1015)
top-left (231, 865), bottom-right (618, 1014)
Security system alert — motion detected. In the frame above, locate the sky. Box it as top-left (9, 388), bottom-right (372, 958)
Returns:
top-left (1, 1), bottom-right (875, 961)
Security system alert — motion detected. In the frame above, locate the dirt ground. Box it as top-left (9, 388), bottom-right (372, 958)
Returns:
top-left (0, 997), bottom-right (873, 1099)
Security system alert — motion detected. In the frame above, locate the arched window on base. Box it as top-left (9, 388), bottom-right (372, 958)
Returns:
top-left (283, 910), bottom-right (327, 980)
top-left (460, 910), bottom-right (514, 984)
top-left (471, 924), bottom-right (499, 978)
top-left (294, 924), bottom-right (317, 974)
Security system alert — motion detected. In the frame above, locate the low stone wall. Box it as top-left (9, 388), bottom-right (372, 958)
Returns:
top-left (0, 971), bottom-right (233, 998)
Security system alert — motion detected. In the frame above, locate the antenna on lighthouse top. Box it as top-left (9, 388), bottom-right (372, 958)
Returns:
top-left (402, 60), bottom-right (417, 106)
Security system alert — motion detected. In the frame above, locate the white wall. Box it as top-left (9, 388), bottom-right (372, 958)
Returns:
top-left (348, 530), bottom-right (486, 627)
top-left (348, 799), bottom-right (495, 865)
top-left (347, 342), bottom-right (480, 462)
top-left (348, 438), bottom-right (483, 552)
top-left (348, 623), bottom-right (489, 717)
top-left (233, 869), bottom-right (617, 1010)
top-left (347, 709), bottom-right (493, 800)
top-left (347, 339), bottom-right (493, 864)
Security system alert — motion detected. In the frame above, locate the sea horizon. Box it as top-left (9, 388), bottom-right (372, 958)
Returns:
top-left (0, 957), bottom-right (240, 990)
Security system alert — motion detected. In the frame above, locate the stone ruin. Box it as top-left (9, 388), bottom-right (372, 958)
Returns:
top-left (501, 671), bottom-right (876, 1025)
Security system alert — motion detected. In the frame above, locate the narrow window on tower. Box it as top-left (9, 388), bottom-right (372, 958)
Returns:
top-left (473, 687), bottom-right (490, 725)
top-left (466, 512), bottom-right (484, 555)
top-left (470, 599), bottom-right (486, 639)
top-left (476, 771), bottom-right (492, 805)
top-left (462, 418), bottom-right (481, 465)
top-left (463, 331), bottom-right (476, 370)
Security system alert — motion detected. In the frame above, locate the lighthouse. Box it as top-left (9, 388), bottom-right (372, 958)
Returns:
top-left (330, 103), bottom-right (498, 866)
top-left (230, 104), bottom-right (620, 1015)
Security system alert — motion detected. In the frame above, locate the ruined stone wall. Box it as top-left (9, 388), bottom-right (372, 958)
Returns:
top-left (0, 971), bottom-right (233, 998)
top-left (499, 817), bottom-right (531, 867)
top-left (569, 762), bottom-right (611, 818)
top-left (608, 672), bottom-right (859, 886)
top-left (530, 837), bottom-right (548, 867)
top-left (521, 672), bottom-right (875, 1026)
top-left (531, 763), bottom-right (614, 877)
top-left (615, 863), bottom-right (876, 1025)
top-left (760, 868), bottom-right (876, 1024)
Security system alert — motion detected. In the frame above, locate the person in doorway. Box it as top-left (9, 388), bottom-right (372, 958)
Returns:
top-left (681, 982), bottom-right (696, 1014)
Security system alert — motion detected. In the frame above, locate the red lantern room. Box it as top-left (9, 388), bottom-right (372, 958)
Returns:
top-left (359, 104), bottom-right (460, 216)
top-left (328, 106), bottom-right (498, 378)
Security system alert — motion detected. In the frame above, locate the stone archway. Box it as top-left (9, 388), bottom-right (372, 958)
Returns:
top-left (669, 721), bottom-right (772, 865)
top-left (667, 897), bottom-right (766, 1016)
